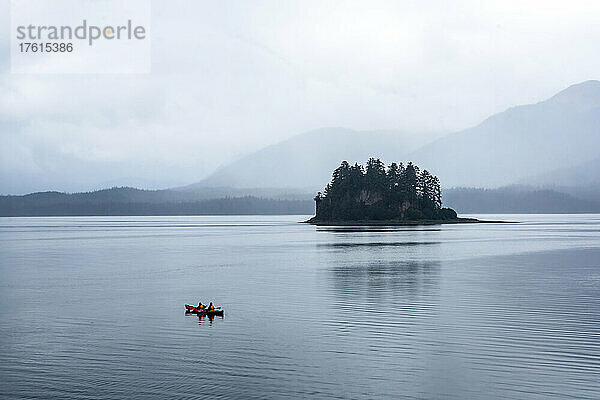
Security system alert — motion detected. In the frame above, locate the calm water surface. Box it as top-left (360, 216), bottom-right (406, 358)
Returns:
top-left (1, 214), bottom-right (599, 399)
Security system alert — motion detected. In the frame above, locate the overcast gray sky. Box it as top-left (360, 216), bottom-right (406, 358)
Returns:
top-left (2, 0), bottom-right (600, 194)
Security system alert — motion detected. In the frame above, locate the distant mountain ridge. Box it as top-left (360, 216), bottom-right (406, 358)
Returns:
top-left (409, 80), bottom-right (600, 187)
top-left (190, 127), bottom-right (427, 191)
top-left (188, 80), bottom-right (600, 191)
top-left (522, 156), bottom-right (600, 188)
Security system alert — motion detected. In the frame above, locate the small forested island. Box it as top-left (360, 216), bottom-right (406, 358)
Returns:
top-left (307, 158), bottom-right (478, 225)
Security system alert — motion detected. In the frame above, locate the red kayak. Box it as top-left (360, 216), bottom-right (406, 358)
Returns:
top-left (185, 304), bottom-right (224, 316)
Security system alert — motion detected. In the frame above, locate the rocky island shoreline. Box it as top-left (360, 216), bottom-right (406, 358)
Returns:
top-left (304, 216), bottom-right (482, 225)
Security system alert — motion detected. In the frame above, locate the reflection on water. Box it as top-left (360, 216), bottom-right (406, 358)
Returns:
top-left (329, 260), bottom-right (440, 302)
top-left (318, 226), bottom-right (442, 233)
top-left (1, 215), bottom-right (600, 399)
top-left (197, 314), bottom-right (224, 325)
top-left (319, 241), bottom-right (440, 248)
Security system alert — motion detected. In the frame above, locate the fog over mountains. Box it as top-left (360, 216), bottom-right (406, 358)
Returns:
top-left (195, 80), bottom-right (600, 190)
top-left (523, 156), bottom-right (600, 190)
top-left (188, 128), bottom-right (428, 191)
top-left (409, 80), bottom-right (600, 188)
top-left (3, 80), bottom-right (600, 215)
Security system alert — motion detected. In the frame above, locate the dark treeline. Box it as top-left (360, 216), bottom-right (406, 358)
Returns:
top-left (0, 193), bottom-right (313, 216)
top-left (313, 158), bottom-right (457, 221)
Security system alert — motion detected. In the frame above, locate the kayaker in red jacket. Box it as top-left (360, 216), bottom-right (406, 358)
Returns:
top-left (198, 302), bottom-right (205, 311)
top-left (207, 302), bottom-right (215, 311)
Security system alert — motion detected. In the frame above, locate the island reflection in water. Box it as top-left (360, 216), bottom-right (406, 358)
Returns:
top-left (1, 215), bottom-right (599, 399)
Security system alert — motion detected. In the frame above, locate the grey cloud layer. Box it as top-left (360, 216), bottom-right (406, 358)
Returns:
top-left (2, 0), bottom-right (600, 193)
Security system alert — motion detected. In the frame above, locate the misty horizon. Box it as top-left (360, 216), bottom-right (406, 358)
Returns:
top-left (2, 79), bottom-right (600, 195)
top-left (3, 1), bottom-right (600, 194)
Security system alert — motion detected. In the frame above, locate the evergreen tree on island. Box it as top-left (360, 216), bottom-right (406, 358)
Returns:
top-left (310, 158), bottom-right (458, 223)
